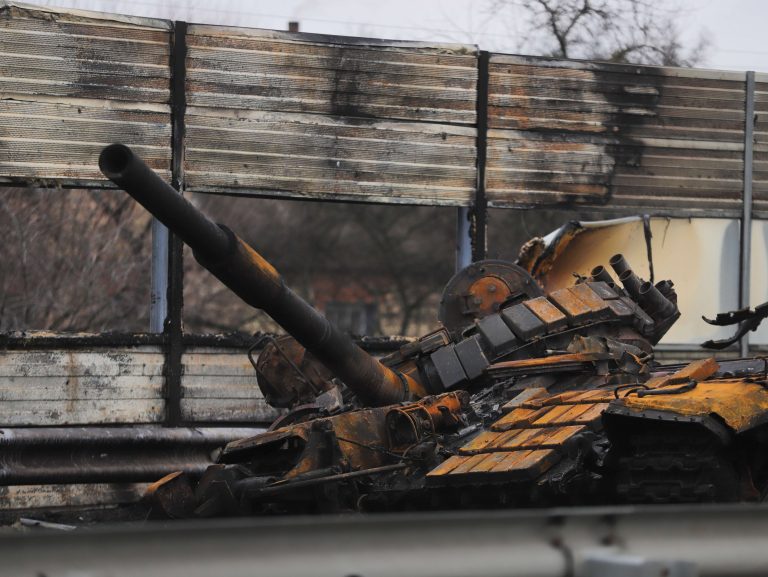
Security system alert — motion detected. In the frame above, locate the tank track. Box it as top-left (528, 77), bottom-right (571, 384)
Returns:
top-left (611, 425), bottom-right (740, 504)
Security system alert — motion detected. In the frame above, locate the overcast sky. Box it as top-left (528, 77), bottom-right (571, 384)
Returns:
top-left (35, 0), bottom-right (768, 72)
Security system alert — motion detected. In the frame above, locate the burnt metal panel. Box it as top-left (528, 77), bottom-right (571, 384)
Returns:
top-left (429, 345), bottom-right (468, 390)
top-left (0, 347), bottom-right (166, 425)
top-left (454, 334), bottom-right (489, 380)
top-left (184, 25), bottom-right (478, 205)
top-left (606, 298), bottom-right (635, 319)
top-left (0, 343), bottom-right (280, 426)
top-left (185, 26), bottom-right (478, 123)
top-left (501, 303), bottom-right (547, 340)
top-left (476, 313), bottom-right (518, 355)
top-left (751, 73), bottom-right (768, 218)
top-left (0, 2), bottom-right (173, 186)
top-left (486, 54), bottom-right (749, 216)
top-left (587, 281), bottom-right (619, 300)
top-left (180, 347), bottom-right (281, 423)
top-left (523, 297), bottom-right (569, 333)
top-left (548, 288), bottom-right (592, 324)
top-left (0, 482), bottom-right (148, 513)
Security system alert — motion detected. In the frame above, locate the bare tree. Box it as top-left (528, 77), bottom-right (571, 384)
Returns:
top-left (0, 187), bottom-right (151, 332)
top-left (182, 195), bottom-right (455, 337)
top-left (493, 0), bottom-right (708, 66)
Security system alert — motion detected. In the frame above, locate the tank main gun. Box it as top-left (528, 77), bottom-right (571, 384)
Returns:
top-left (98, 143), bottom-right (427, 406)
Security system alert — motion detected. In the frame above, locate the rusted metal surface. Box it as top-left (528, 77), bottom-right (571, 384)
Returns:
top-left (385, 391), bottom-right (467, 449)
top-left (611, 358), bottom-right (768, 434)
top-left (0, 1), bottom-right (172, 186)
top-left (643, 357), bottom-right (719, 388)
top-left (0, 426), bottom-right (264, 484)
top-left (619, 379), bottom-right (768, 433)
top-left (488, 352), bottom-right (613, 375)
top-left (184, 26), bottom-right (478, 205)
top-left (253, 335), bottom-right (335, 409)
top-left (438, 260), bottom-right (544, 338)
top-left (426, 448), bottom-right (558, 482)
top-left (486, 55), bottom-right (752, 215)
top-left (144, 471), bottom-right (196, 519)
top-left (548, 288), bottom-right (593, 323)
top-left (523, 297), bottom-right (568, 332)
top-left (146, 388), bottom-right (468, 516)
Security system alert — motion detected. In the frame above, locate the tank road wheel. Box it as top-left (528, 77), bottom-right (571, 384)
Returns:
top-left (609, 422), bottom-right (740, 504)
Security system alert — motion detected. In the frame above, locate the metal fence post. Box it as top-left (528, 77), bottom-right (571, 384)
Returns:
top-left (740, 71), bottom-right (755, 357)
top-left (163, 20), bottom-right (188, 426)
top-left (456, 207), bottom-right (472, 271)
top-left (149, 219), bottom-right (169, 333)
top-left (471, 50), bottom-right (490, 262)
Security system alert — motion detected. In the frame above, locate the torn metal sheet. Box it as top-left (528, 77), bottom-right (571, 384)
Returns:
top-left (518, 216), bottom-right (740, 345)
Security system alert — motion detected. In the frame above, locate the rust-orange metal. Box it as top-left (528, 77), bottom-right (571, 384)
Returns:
top-left (489, 352), bottom-right (611, 374)
top-left (467, 275), bottom-right (515, 318)
top-left (569, 283), bottom-right (610, 318)
top-left (620, 379), bottom-right (768, 433)
top-left (523, 297), bottom-right (568, 331)
top-left (548, 288), bottom-right (593, 322)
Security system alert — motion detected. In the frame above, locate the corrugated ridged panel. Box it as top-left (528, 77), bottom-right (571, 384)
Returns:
top-left (180, 347), bottom-right (281, 423)
top-left (0, 348), bottom-right (165, 425)
top-left (752, 74), bottom-right (768, 218)
top-left (487, 55), bottom-right (748, 215)
top-left (0, 483), bottom-right (148, 511)
top-left (185, 26), bottom-right (478, 205)
top-left (186, 26), bottom-right (477, 123)
top-left (0, 345), bottom-right (280, 426)
top-left (0, 2), bottom-right (172, 186)
top-left (185, 108), bottom-right (476, 204)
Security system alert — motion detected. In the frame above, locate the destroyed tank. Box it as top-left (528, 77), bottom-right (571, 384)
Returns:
top-left (99, 144), bottom-right (768, 517)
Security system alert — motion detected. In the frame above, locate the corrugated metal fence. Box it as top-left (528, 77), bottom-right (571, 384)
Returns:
top-left (487, 56), bottom-right (762, 216)
top-left (0, 1), bottom-right (760, 219)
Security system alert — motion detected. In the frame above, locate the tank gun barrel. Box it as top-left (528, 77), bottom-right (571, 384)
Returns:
top-left (99, 144), bottom-right (424, 406)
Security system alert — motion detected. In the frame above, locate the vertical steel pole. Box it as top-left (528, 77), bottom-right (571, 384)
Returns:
top-left (149, 218), bottom-right (169, 332)
top-left (740, 71), bottom-right (755, 357)
top-left (456, 207), bottom-right (472, 271)
top-left (472, 51), bottom-right (490, 262)
top-left (163, 20), bottom-right (188, 426)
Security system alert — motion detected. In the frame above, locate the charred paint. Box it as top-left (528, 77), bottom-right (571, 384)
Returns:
top-left (486, 56), bottom-right (749, 213)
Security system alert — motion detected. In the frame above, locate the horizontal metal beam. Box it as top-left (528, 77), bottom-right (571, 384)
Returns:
top-left (0, 426), bottom-right (264, 484)
top-left (2, 504), bottom-right (768, 576)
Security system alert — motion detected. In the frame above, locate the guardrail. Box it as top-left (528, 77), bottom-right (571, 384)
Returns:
top-left (2, 504), bottom-right (767, 576)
